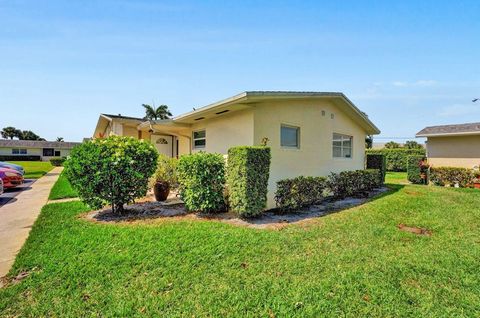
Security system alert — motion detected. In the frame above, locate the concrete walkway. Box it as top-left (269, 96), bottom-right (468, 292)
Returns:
top-left (0, 167), bottom-right (63, 277)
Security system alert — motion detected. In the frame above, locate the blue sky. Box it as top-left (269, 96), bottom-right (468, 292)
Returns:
top-left (1, 0), bottom-right (479, 142)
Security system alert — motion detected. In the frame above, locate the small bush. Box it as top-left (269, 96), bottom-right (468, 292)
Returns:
top-left (177, 152), bottom-right (226, 213)
top-left (64, 136), bottom-right (158, 213)
top-left (366, 154), bottom-right (386, 183)
top-left (366, 149), bottom-right (426, 171)
top-left (227, 146), bottom-right (271, 218)
top-left (327, 169), bottom-right (382, 199)
top-left (0, 155), bottom-right (41, 161)
top-left (150, 154), bottom-right (178, 188)
top-left (50, 157), bottom-right (66, 166)
top-left (430, 167), bottom-right (475, 188)
top-left (275, 176), bottom-right (327, 212)
top-left (407, 155), bottom-right (428, 184)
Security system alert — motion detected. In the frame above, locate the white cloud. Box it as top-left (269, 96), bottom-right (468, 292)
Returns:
top-left (438, 104), bottom-right (480, 117)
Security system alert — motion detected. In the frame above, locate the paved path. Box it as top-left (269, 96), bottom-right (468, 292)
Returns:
top-left (0, 167), bottom-right (63, 277)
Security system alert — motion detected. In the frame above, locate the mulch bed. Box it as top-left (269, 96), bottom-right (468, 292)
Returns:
top-left (83, 187), bottom-right (390, 230)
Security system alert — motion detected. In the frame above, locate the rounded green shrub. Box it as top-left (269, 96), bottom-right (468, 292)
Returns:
top-left (64, 136), bottom-right (158, 213)
top-left (177, 152), bottom-right (226, 213)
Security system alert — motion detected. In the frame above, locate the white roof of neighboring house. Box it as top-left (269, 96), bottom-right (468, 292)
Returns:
top-left (0, 140), bottom-right (81, 149)
top-left (416, 122), bottom-right (480, 137)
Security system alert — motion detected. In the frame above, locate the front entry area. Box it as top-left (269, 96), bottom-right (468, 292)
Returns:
top-left (151, 134), bottom-right (174, 157)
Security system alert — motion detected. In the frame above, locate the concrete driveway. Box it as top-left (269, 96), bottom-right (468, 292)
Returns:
top-left (0, 167), bottom-right (62, 277)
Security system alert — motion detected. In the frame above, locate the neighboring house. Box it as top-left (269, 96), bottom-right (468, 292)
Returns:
top-left (416, 122), bottom-right (480, 169)
top-left (0, 140), bottom-right (81, 161)
top-left (94, 91), bottom-right (380, 208)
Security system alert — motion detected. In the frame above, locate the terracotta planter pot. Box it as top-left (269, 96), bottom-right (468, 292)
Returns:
top-left (474, 183), bottom-right (480, 189)
top-left (153, 181), bottom-right (170, 201)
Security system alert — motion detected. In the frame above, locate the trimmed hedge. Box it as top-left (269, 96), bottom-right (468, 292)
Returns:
top-left (0, 155), bottom-right (41, 161)
top-left (227, 146), bottom-right (271, 218)
top-left (275, 169), bottom-right (383, 212)
top-left (407, 155), bottom-right (427, 184)
top-left (275, 176), bottom-right (327, 212)
top-left (366, 149), bottom-right (426, 171)
top-left (50, 157), bottom-right (66, 166)
top-left (366, 154), bottom-right (386, 183)
top-left (64, 136), bottom-right (158, 213)
top-left (430, 167), bottom-right (474, 188)
top-left (177, 152), bottom-right (226, 213)
top-left (327, 169), bottom-right (383, 199)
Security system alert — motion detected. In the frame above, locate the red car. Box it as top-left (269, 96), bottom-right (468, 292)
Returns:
top-left (0, 167), bottom-right (24, 189)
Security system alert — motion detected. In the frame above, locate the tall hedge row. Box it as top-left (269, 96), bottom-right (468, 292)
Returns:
top-left (407, 155), bottom-right (426, 184)
top-left (227, 146), bottom-right (271, 218)
top-left (366, 148), bottom-right (426, 172)
top-left (366, 154), bottom-right (386, 183)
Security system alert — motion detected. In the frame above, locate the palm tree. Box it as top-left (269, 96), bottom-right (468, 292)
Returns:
top-left (142, 103), bottom-right (173, 120)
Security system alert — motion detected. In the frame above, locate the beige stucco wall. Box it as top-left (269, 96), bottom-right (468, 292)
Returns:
top-left (427, 136), bottom-right (480, 169)
top-left (123, 125), bottom-right (139, 138)
top-left (253, 99), bottom-right (368, 208)
top-left (189, 108), bottom-right (254, 154)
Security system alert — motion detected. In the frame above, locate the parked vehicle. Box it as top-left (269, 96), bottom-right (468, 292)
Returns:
top-left (0, 162), bottom-right (25, 176)
top-left (0, 167), bottom-right (24, 189)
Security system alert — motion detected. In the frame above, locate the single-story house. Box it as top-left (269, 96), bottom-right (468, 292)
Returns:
top-left (0, 140), bottom-right (81, 161)
top-left (416, 122), bottom-right (480, 169)
top-left (94, 91), bottom-right (380, 208)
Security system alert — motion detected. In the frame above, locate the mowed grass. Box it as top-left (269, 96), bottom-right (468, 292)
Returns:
top-left (48, 172), bottom-right (78, 200)
top-left (386, 171), bottom-right (408, 184)
top-left (7, 161), bottom-right (53, 179)
top-left (1, 185), bottom-right (480, 317)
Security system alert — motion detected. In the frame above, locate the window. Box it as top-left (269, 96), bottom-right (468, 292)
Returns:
top-left (281, 125), bottom-right (300, 148)
top-left (54, 150), bottom-right (61, 156)
top-left (43, 148), bottom-right (54, 156)
top-left (12, 149), bottom-right (27, 155)
top-left (333, 133), bottom-right (353, 158)
top-left (193, 130), bottom-right (206, 149)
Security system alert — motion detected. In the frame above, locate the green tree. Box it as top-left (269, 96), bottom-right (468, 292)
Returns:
top-left (1, 126), bottom-right (21, 139)
top-left (404, 140), bottom-right (423, 149)
top-left (142, 103), bottom-right (173, 120)
top-left (384, 141), bottom-right (400, 149)
top-left (56, 137), bottom-right (64, 142)
top-left (20, 130), bottom-right (42, 140)
top-left (365, 135), bottom-right (373, 149)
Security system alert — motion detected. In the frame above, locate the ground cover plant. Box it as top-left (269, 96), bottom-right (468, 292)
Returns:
top-left (1, 184), bottom-right (480, 317)
top-left (48, 171), bottom-right (78, 200)
top-left (7, 161), bottom-right (53, 179)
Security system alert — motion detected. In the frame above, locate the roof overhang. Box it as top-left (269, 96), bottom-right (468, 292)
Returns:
top-left (172, 91), bottom-right (380, 135)
top-left (416, 131), bottom-right (480, 138)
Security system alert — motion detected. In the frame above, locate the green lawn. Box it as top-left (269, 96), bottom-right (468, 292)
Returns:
top-left (1, 185), bottom-right (480, 317)
top-left (7, 161), bottom-right (54, 179)
top-left (386, 171), bottom-right (408, 184)
top-left (48, 172), bottom-right (78, 200)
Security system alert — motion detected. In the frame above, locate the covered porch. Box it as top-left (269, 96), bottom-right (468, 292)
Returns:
top-left (137, 120), bottom-right (192, 158)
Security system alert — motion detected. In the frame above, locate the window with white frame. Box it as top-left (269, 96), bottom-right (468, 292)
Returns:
top-left (281, 124), bottom-right (300, 148)
top-left (193, 130), bottom-right (206, 149)
top-left (333, 133), bottom-right (353, 158)
top-left (12, 149), bottom-right (27, 155)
